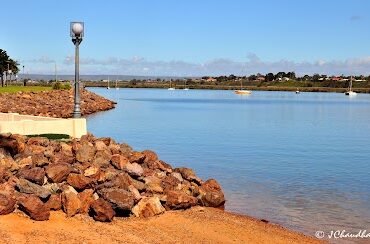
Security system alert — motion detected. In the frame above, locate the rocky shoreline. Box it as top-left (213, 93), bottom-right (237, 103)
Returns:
top-left (0, 133), bottom-right (225, 222)
top-left (0, 89), bottom-right (115, 118)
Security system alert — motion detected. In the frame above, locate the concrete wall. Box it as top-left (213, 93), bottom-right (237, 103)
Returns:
top-left (0, 113), bottom-right (87, 138)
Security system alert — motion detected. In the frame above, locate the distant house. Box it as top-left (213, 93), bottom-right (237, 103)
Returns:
top-left (205, 77), bottom-right (217, 82)
top-left (282, 77), bottom-right (290, 81)
top-left (256, 76), bottom-right (265, 82)
top-left (331, 76), bottom-right (341, 81)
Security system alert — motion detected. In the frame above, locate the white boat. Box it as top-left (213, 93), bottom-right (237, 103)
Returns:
top-left (295, 89), bottom-right (300, 94)
top-left (107, 76), bottom-right (110, 89)
top-left (183, 80), bottom-right (189, 90)
top-left (234, 79), bottom-right (251, 95)
top-left (115, 78), bottom-right (119, 90)
top-left (345, 76), bottom-right (357, 96)
top-left (168, 80), bottom-right (175, 90)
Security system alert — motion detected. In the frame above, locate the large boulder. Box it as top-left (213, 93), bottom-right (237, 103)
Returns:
top-left (124, 163), bottom-right (143, 177)
top-left (165, 190), bottom-right (198, 210)
top-left (61, 190), bottom-right (81, 217)
top-left (144, 176), bottom-right (163, 193)
top-left (93, 150), bottom-right (112, 168)
top-left (16, 178), bottom-right (51, 199)
top-left (174, 167), bottom-right (202, 185)
top-left (132, 196), bottom-right (165, 218)
top-left (0, 134), bottom-right (26, 155)
top-left (0, 193), bottom-right (16, 215)
top-left (75, 142), bottom-right (96, 163)
top-left (17, 194), bottom-right (50, 221)
top-left (98, 188), bottom-right (135, 211)
top-left (78, 189), bottom-right (94, 214)
top-left (17, 167), bottom-right (45, 185)
top-left (197, 179), bottom-right (225, 208)
top-left (66, 173), bottom-right (92, 191)
top-left (142, 150), bottom-right (158, 164)
top-left (111, 154), bottom-right (129, 170)
top-left (90, 198), bottom-right (115, 222)
top-left (45, 194), bottom-right (62, 211)
top-left (45, 163), bottom-right (72, 183)
top-left (128, 151), bottom-right (145, 164)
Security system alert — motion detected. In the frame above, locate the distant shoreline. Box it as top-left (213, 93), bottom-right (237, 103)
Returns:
top-left (84, 82), bottom-right (370, 94)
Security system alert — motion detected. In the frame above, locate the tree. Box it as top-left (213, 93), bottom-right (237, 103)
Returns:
top-left (265, 73), bottom-right (274, 82)
top-left (0, 49), bottom-right (10, 87)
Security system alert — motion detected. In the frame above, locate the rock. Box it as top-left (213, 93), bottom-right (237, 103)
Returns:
top-left (0, 134), bottom-right (26, 155)
top-left (90, 198), bottom-right (115, 222)
top-left (144, 176), bottom-right (163, 193)
top-left (31, 153), bottom-right (49, 167)
top-left (43, 183), bottom-right (61, 194)
top-left (111, 154), bottom-right (129, 170)
top-left (61, 191), bottom-right (81, 217)
top-left (198, 179), bottom-right (225, 208)
top-left (131, 178), bottom-right (145, 192)
top-left (93, 150), bottom-right (112, 168)
top-left (45, 194), bottom-right (62, 210)
top-left (18, 194), bottom-right (50, 221)
top-left (95, 140), bottom-right (108, 151)
top-left (171, 172), bottom-right (184, 182)
top-left (67, 173), bottom-right (92, 191)
top-left (161, 175), bottom-right (181, 191)
top-left (132, 196), bottom-right (165, 218)
top-left (109, 144), bottom-right (121, 155)
top-left (119, 143), bottom-right (132, 156)
top-left (129, 151), bottom-right (145, 164)
top-left (76, 142), bottom-right (96, 163)
top-left (15, 156), bottom-right (32, 169)
top-left (17, 167), bottom-right (45, 185)
top-left (45, 163), bottom-right (72, 183)
top-left (0, 193), bottom-right (16, 215)
top-left (84, 165), bottom-right (100, 177)
top-left (174, 167), bottom-right (203, 185)
top-left (128, 185), bottom-right (141, 201)
top-left (16, 178), bottom-right (51, 199)
top-left (142, 150), bottom-right (158, 164)
top-left (165, 190), bottom-right (198, 210)
top-left (144, 160), bottom-right (173, 173)
top-left (27, 137), bottom-right (49, 147)
top-left (98, 188), bottom-right (135, 211)
top-left (124, 163), bottom-right (143, 177)
top-left (78, 189), bottom-right (94, 214)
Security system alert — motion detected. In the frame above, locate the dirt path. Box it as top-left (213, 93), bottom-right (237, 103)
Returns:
top-left (0, 207), bottom-right (324, 244)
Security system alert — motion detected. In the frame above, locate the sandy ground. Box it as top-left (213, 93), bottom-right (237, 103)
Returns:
top-left (0, 207), bottom-right (324, 244)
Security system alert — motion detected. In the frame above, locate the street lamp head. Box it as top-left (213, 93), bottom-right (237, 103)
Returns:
top-left (70, 22), bottom-right (84, 38)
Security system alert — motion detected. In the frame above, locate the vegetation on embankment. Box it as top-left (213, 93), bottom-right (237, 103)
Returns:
top-left (84, 81), bottom-right (370, 93)
top-left (0, 86), bottom-right (52, 93)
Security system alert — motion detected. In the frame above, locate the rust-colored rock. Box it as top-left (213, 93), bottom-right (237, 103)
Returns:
top-left (198, 179), bottom-right (225, 208)
top-left (165, 190), bottom-right (198, 210)
top-left (45, 163), bottom-right (72, 183)
top-left (45, 194), bottom-right (62, 211)
top-left (75, 142), bottom-right (96, 163)
top-left (78, 189), bottom-right (94, 214)
top-left (98, 188), bottom-right (135, 211)
top-left (142, 150), bottom-right (158, 164)
top-left (61, 191), bottom-right (81, 217)
top-left (111, 154), bottom-right (129, 170)
top-left (0, 193), bottom-right (16, 215)
top-left (17, 167), bottom-right (45, 185)
top-left (90, 198), bottom-right (115, 222)
top-left (17, 194), bottom-right (50, 221)
top-left (132, 196), bottom-right (165, 217)
top-left (129, 151), bottom-right (146, 164)
top-left (66, 173), bottom-right (92, 191)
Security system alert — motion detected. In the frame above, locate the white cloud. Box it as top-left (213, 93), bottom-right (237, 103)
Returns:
top-left (28, 53), bottom-right (370, 76)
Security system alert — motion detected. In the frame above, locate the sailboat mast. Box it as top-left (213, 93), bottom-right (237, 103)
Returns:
top-left (350, 76), bottom-right (353, 91)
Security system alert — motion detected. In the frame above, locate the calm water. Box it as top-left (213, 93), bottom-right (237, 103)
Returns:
top-left (86, 88), bottom-right (370, 240)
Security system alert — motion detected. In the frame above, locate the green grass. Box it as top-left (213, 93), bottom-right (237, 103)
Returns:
top-left (27, 134), bottom-right (70, 140)
top-left (0, 86), bottom-right (52, 93)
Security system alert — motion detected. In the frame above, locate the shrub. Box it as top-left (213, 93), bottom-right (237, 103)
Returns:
top-left (52, 82), bottom-right (71, 90)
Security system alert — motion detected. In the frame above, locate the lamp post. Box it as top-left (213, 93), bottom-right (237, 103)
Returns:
top-left (70, 21), bottom-right (84, 118)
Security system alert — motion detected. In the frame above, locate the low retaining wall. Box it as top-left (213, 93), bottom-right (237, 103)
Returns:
top-left (0, 113), bottom-right (86, 138)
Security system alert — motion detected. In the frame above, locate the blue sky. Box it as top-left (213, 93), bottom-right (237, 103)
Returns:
top-left (2, 0), bottom-right (370, 76)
